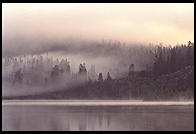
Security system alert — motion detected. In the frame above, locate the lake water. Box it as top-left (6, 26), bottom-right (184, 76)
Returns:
top-left (2, 102), bottom-right (194, 131)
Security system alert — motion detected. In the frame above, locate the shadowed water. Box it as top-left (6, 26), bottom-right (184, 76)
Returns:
top-left (2, 105), bottom-right (194, 131)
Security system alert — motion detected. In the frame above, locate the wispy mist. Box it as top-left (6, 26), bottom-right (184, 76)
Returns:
top-left (2, 3), bottom-right (194, 51)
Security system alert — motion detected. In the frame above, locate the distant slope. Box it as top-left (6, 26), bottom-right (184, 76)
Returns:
top-left (3, 66), bottom-right (194, 100)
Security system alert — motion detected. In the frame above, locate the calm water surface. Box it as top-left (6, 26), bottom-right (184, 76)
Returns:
top-left (2, 105), bottom-right (194, 131)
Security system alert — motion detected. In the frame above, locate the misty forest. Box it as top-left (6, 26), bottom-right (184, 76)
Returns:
top-left (2, 40), bottom-right (194, 100)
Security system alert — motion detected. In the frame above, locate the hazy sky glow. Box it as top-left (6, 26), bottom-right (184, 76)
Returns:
top-left (2, 3), bottom-right (194, 45)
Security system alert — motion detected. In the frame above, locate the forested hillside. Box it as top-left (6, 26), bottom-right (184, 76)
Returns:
top-left (2, 41), bottom-right (194, 100)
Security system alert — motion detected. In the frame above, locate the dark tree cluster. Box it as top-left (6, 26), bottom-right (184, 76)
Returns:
top-left (152, 41), bottom-right (194, 77)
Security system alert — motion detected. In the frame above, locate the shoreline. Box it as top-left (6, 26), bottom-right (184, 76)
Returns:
top-left (2, 100), bottom-right (194, 106)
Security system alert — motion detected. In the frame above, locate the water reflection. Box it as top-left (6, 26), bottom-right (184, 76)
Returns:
top-left (2, 106), bottom-right (194, 131)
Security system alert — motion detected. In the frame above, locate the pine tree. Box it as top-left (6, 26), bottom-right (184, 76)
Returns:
top-left (98, 73), bottom-right (103, 82)
top-left (106, 72), bottom-right (112, 81)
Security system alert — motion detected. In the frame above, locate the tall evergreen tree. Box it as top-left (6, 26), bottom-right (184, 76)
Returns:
top-left (106, 72), bottom-right (112, 81)
top-left (98, 73), bottom-right (103, 82)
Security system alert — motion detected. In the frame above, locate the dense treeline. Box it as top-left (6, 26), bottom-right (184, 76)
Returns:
top-left (2, 41), bottom-right (194, 100)
top-left (3, 65), bottom-right (194, 100)
top-left (152, 41), bottom-right (194, 76)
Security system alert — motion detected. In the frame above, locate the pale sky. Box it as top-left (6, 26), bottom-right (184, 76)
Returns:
top-left (2, 3), bottom-right (194, 45)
